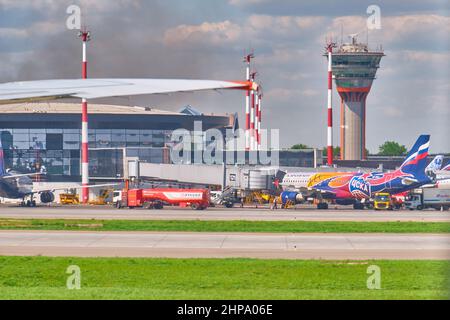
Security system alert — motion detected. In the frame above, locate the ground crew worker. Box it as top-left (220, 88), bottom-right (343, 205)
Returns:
top-left (272, 197), bottom-right (278, 210)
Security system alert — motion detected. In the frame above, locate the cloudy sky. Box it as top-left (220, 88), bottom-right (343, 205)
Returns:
top-left (0, 0), bottom-right (449, 153)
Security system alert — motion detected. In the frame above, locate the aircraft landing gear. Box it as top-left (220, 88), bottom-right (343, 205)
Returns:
top-left (353, 202), bottom-right (365, 210)
top-left (20, 200), bottom-right (36, 207)
top-left (317, 202), bottom-right (329, 210)
top-left (21, 196), bottom-right (37, 207)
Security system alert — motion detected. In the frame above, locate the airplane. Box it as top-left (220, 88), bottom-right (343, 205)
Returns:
top-left (281, 135), bottom-right (434, 209)
top-left (425, 155), bottom-right (444, 175)
top-left (0, 139), bottom-right (118, 207)
top-left (281, 154), bottom-right (443, 192)
top-left (392, 155), bottom-right (444, 200)
top-left (432, 161), bottom-right (450, 189)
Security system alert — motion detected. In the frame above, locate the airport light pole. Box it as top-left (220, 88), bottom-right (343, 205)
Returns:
top-left (326, 42), bottom-right (336, 166)
top-left (79, 28), bottom-right (91, 204)
top-left (244, 53), bottom-right (254, 151)
top-left (250, 71), bottom-right (257, 151)
top-left (257, 91), bottom-right (262, 148)
top-left (254, 92), bottom-right (259, 151)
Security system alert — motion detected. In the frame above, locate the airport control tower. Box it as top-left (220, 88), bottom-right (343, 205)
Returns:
top-left (330, 35), bottom-right (384, 160)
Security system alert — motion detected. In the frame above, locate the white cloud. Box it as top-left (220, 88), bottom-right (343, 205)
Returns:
top-left (381, 107), bottom-right (403, 117)
top-left (164, 14), bottom-right (324, 47)
top-left (0, 0), bottom-right (141, 12)
top-left (0, 21), bottom-right (62, 39)
top-left (247, 15), bottom-right (324, 35)
top-left (258, 47), bottom-right (308, 65)
top-left (401, 50), bottom-right (450, 64)
top-left (0, 28), bottom-right (28, 38)
top-left (325, 14), bottom-right (450, 47)
top-left (228, 0), bottom-right (268, 6)
top-left (164, 21), bottom-right (242, 46)
top-left (264, 88), bottom-right (318, 101)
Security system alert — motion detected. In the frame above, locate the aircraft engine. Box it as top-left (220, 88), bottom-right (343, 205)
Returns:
top-left (280, 191), bottom-right (304, 204)
top-left (40, 192), bottom-right (55, 203)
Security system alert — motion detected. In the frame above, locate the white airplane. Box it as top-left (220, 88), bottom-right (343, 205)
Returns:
top-left (433, 161), bottom-right (450, 189)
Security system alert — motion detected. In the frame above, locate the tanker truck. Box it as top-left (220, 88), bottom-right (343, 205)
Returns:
top-left (114, 188), bottom-right (210, 210)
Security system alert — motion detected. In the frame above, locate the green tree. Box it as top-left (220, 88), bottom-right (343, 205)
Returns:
top-left (322, 147), bottom-right (341, 158)
top-left (378, 141), bottom-right (407, 156)
top-left (291, 144), bottom-right (310, 150)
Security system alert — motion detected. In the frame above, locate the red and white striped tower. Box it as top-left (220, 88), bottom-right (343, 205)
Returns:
top-left (257, 91), bottom-right (262, 147)
top-left (243, 53), bottom-right (254, 151)
top-left (250, 71), bottom-right (257, 151)
top-left (254, 91), bottom-right (259, 150)
top-left (250, 89), bottom-right (255, 151)
top-left (326, 42), bottom-right (336, 166)
top-left (79, 28), bottom-right (91, 204)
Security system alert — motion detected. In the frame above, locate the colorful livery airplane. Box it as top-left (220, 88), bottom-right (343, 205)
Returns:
top-left (281, 135), bottom-right (434, 209)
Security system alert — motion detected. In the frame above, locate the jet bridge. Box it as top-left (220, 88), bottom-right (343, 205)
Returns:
top-left (137, 162), bottom-right (278, 191)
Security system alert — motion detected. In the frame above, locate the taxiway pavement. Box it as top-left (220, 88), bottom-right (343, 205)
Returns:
top-left (0, 206), bottom-right (449, 222)
top-left (0, 230), bottom-right (448, 260)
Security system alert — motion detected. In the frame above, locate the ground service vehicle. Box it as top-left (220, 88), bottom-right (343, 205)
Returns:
top-left (217, 187), bottom-right (243, 208)
top-left (114, 188), bottom-right (209, 210)
top-left (59, 193), bottom-right (80, 205)
top-left (405, 188), bottom-right (450, 211)
top-left (373, 193), bottom-right (394, 210)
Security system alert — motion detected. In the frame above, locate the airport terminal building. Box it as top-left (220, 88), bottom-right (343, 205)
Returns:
top-left (0, 103), bottom-right (237, 180)
top-left (0, 102), bottom-right (323, 182)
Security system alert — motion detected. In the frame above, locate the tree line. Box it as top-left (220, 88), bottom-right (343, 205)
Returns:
top-left (291, 141), bottom-right (408, 157)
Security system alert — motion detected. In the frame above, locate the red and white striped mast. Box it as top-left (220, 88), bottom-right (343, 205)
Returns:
top-left (254, 90), bottom-right (260, 150)
top-left (254, 91), bottom-right (259, 150)
top-left (257, 91), bottom-right (262, 148)
top-left (250, 71), bottom-right (257, 151)
top-left (79, 27), bottom-right (91, 204)
top-left (243, 52), bottom-right (254, 151)
top-left (326, 41), bottom-right (336, 166)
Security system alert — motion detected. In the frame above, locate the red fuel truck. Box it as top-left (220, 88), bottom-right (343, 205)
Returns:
top-left (113, 188), bottom-right (210, 210)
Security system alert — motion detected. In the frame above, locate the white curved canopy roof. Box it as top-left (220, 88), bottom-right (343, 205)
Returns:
top-left (0, 78), bottom-right (255, 104)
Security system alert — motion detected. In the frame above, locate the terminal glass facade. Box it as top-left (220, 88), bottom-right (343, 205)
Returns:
top-left (0, 129), bottom-right (172, 177)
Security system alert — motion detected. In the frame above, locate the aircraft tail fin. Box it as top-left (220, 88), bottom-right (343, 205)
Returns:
top-left (0, 138), bottom-right (5, 176)
top-left (399, 135), bottom-right (430, 178)
top-left (443, 162), bottom-right (450, 171)
top-left (425, 155), bottom-right (444, 174)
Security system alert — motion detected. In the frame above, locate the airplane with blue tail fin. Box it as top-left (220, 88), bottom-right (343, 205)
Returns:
top-left (281, 135), bottom-right (434, 209)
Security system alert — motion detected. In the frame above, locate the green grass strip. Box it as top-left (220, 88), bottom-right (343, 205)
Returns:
top-left (0, 218), bottom-right (449, 233)
top-left (0, 257), bottom-right (448, 300)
